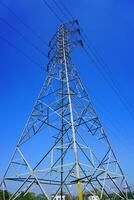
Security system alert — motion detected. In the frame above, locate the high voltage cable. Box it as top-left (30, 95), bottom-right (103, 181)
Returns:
top-left (81, 41), bottom-right (134, 114)
top-left (52, 0), bottom-right (134, 118)
top-left (88, 85), bottom-right (134, 156)
top-left (0, 1), bottom-right (49, 47)
top-left (59, 0), bottom-right (133, 111)
top-left (42, 0), bottom-right (63, 23)
top-left (42, 0), bottom-right (134, 141)
top-left (52, 0), bottom-right (70, 21)
top-left (79, 29), bottom-right (134, 113)
top-left (91, 93), bottom-right (134, 149)
top-left (5, 0), bottom-right (133, 119)
top-left (82, 43), bottom-right (134, 116)
top-left (45, 0), bottom-right (134, 158)
top-left (0, 0), bottom-right (133, 130)
top-left (59, 0), bottom-right (74, 20)
top-left (105, 125), bottom-right (134, 156)
top-left (83, 37), bottom-right (134, 115)
top-left (1, 19), bottom-right (132, 200)
top-left (0, 17), bottom-right (48, 58)
top-left (0, 34), bottom-right (44, 70)
top-left (83, 44), bottom-right (134, 155)
top-left (83, 47), bottom-right (134, 117)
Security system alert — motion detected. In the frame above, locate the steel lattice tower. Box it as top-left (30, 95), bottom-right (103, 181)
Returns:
top-left (0, 21), bottom-right (133, 200)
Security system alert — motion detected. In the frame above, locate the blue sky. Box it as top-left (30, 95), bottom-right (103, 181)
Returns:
top-left (0, 0), bottom-right (134, 188)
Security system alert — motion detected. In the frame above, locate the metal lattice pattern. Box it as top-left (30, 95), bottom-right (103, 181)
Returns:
top-left (0, 21), bottom-right (132, 200)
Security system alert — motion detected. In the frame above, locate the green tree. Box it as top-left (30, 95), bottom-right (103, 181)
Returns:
top-left (15, 192), bottom-right (37, 200)
top-left (0, 190), bottom-right (10, 200)
top-left (37, 194), bottom-right (47, 200)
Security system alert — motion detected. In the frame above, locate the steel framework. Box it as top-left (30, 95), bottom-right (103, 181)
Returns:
top-left (0, 20), bottom-right (133, 200)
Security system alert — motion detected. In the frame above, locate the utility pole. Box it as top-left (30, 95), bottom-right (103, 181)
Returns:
top-left (0, 20), bottom-right (133, 200)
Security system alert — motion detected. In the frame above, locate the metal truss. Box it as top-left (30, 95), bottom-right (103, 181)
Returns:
top-left (0, 20), bottom-right (133, 200)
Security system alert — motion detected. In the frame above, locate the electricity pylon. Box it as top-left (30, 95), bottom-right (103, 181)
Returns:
top-left (1, 20), bottom-right (133, 200)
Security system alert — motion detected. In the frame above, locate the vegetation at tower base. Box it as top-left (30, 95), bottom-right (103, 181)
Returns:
top-left (0, 190), bottom-right (134, 200)
top-left (0, 190), bottom-right (11, 200)
top-left (0, 191), bottom-right (46, 200)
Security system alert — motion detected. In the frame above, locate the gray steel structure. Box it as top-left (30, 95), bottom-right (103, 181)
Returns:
top-left (0, 21), bottom-right (133, 200)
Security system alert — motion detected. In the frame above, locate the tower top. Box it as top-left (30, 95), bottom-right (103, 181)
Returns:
top-left (47, 20), bottom-right (83, 71)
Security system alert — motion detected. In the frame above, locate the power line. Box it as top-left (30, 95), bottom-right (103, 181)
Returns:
top-left (0, 17), bottom-right (48, 58)
top-left (42, 0), bottom-right (63, 23)
top-left (0, 1), bottom-right (49, 47)
top-left (91, 92), bottom-right (134, 149)
top-left (79, 28), bottom-right (134, 112)
top-left (59, 0), bottom-right (74, 20)
top-left (45, 0), bottom-right (134, 150)
top-left (40, 0), bottom-right (134, 119)
top-left (105, 125), bottom-right (134, 158)
top-left (52, 0), bottom-right (70, 21)
top-left (81, 38), bottom-right (134, 116)
top-left (0, 34), bottom-right (44, 70)
top-left (83, 46), bottom-right (134, 117)
top-left (56, 0), bottom-right (134, 118)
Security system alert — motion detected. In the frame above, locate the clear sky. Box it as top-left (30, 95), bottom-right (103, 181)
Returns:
top-left (0, 0), bottom-right (134, 188)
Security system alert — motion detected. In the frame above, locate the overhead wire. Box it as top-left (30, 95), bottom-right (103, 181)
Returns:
top-left (0, 34), bottom-right (44, 70)
top-left (0, 16), bottom-right (48, 58)
top-left (42, 0), bottom-right (63, 23)
top-left (83, 33), bottom-right (134, 113)
top-left (105, 125), bottom-right (134, 157)
top-left (83, 47), bottom-right (134, 117)
top-left (1, 0), bottom-right (132, 190)
top-left (80, 30), bottom-right (134, 115)
top-left (52, 0), bottom-right (70, 21)
top-left (0, 1), bottom-right (49, 47)
top-left (58, 0), bottom-right (74, 20)
top-left (42, 0), bottom-right (134, 153)
top-left (54, 0), bottom-right (134, 118)
top-left (91, 93), bottom-right (134, 151)
top-left (3, 0), bottom-right (133, 118)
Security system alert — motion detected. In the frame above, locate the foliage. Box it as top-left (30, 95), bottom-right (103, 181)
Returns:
top-left (0, 190), bottom-right (11, 200)
top-left (0, 190), bottom-right (134, 200)
top-left (15, 192), bottom-right (37, 200)
top-left (37, 194), bottom-right (47, 200)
